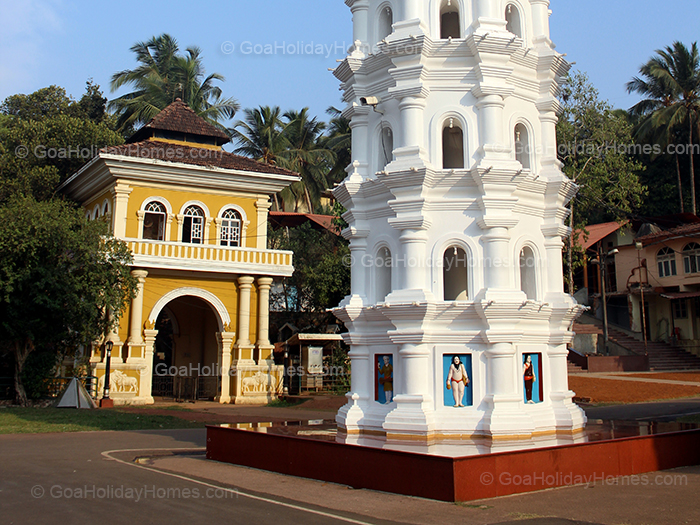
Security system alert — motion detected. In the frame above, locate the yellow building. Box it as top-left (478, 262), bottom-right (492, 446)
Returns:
top-left (61, 100), bottom-right (299, 405)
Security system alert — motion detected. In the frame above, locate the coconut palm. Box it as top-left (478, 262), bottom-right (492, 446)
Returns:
top-left (232, 106), bottom-right (296, 210)
top-left (627, 41), bottom-right (700, 214)
top-left (279, 109), bottom-right (335, 213)
top-left (109, 34), bottom-right (239, 134)
top-left (322, 106), bottom-right (352, 185)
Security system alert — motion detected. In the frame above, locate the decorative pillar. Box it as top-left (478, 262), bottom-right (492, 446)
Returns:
top-left (396, 96), bottom-right (427, 160)
top-left (110, 184), bottom-right (132, 238)
top-left (256, 277), bottom-right (274, 363)
top-left (530, 0), bottom-right (552, 44)
top-left (349, 0), bottom-right (369, 55)
top-left (235, 276), bottom-right (256, 363)
top-left (349, 105), bottom-right (371, 179)
top-left (255, 199), bottom-right (272, 249)
top-left (399, 229), bottom-right (428, 292)
top-left (476, 94), bottom-right (506, 161)
top-left (127, 269), bottom-right (148, 361)
top-left (217, 330), bottom-right (236, 404)
top-left (473, 0), bottom-right (506, 31)
top-left (345, 230), bottom-right (369, 302)
top-left (141, 327), bottom-right (158, 404)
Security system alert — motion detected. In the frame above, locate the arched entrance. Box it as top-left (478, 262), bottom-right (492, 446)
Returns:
top-left (148, 289), bottom-right (231, 401)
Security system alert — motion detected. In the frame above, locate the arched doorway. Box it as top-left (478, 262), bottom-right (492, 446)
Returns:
top-left (151, 295), bottom-right (222, 401)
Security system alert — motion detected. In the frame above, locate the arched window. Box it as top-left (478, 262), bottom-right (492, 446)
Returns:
top-left (683, 243), bottom-right (700, 274)
top-left (514, 123), bottom-right (531, 170)
top-left (520, 246), bottom-right (537, 300)
top-left (379, 126), bottom-right (394, 172)
top-left (378, 6), bottom-right (393, 41)
top-left (182, 205), bottom-right (204, 244)
top-left (657, 247), bottom-right (677, 278)
top-left (505, 4), bottom-right (523, 38)
top-left (442, 118), bottom-right (464, 169)
top-left (440, 0), bottom-right (461, 39)
top-left (221, 209), bottom-right (242, 247)
top-left (143, 201), bottom-right (167, 241)
top-left (376, 247), bottom-right (392, 303)
top-left (444, 246), bottom-right (469, 301)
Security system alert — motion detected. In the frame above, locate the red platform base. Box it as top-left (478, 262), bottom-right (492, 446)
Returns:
top-left (99, 399), bottom-right (114, 408)
top-left (206, 424), bottom-right (700, 502)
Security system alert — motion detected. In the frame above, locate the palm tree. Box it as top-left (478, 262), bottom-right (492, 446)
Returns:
top-left (279, 109), bottom-right (335, 213)
top-left (322, 106), bottom-right (352, 185)
top-left (231, 106), bottom-right (294, 210)
top-left (109, 34), bottom-right (239, 134)
top-left (627, 42), bottom-right (700, 214)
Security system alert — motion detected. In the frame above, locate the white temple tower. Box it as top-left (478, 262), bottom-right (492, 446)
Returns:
top-left (333, 0), bottom-right (586, 446)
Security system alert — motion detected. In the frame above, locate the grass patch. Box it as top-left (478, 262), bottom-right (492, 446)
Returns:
top-left (266, 398), bottom-right (303, 408)
top-left (0, 407), bottom-right (204, 434)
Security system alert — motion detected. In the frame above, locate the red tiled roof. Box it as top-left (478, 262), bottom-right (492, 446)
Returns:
top-left (100, 140), bottom-right (299, 177)
top-left (577, 222), bottom-right (623, 250)
top-left (636, 222), bottom-right (700, 245)
top-left (127, 99), bottom-right (230, 144)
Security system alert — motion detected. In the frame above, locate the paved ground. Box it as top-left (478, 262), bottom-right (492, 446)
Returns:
top-left (2, 374), bottom-right (700, 524)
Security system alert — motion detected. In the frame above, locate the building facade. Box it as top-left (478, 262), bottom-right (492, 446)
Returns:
top-left (61, 100), bottom-right (299, 405)
top-left (333, 0), bottom-right (585, 445)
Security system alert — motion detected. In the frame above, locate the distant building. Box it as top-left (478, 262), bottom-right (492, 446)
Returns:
top-left (578, 215), bottom-right (700, 357)
top-left (61, 100), bottom-right (299, 404)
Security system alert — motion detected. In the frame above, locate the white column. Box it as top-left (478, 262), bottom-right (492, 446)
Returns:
top-left (127, 270), bottom-right (148, 354)
top-left (349, 0), bottom-right (369, 53)
top-left (530, 0), bottom-right (552, 43)
top-left (348, 234), bottom-right (369, 300)
top-left (235, 276), bottom-right (255, 362)
top-left (539, 109), bottom-right (559, 172)
top-left (400, 229), bottom-right (428, 291)
top-left (254, 199), bottom-right (272, 249)
top-left (141, 328), bottom-right (158, 403)
top-left (473, 0), bottom-right (506, 31)
top-left (111, 184), bottom-right (132, 238)
top-left (256, 277), bottom-right (274, 363)
top-left (482, 227), bottom-right (512, 291)
top-left (476, 94), bottom-right (506, 160)
top-left (403, 0), bottom-right (422, 22)
top-left (218, 331), bottom-right (235, 404)
top-left (544, 236), bottom-right (566, 296)
top-left (396, 96), bottom-right (427, 159)
top-left (350, 106), bottom-right (370, 178)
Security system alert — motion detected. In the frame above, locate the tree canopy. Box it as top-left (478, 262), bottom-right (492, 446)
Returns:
top-left (0, 196), bottom-right (137, 405)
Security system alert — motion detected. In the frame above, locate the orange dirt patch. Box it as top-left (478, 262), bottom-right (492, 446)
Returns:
top-left (569, 376), bottom-right (700, 404)
top-left (626, 373), bottom-right (700, 383)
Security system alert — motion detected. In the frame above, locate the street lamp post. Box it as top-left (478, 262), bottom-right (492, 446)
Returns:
top-left (100, 340), bottom-right (114, 408)
top-left (635, 242), bottom-right (649, 354)
top-left (596, 246), bottom-right (618, 356)
top-left (282, 341), bottom-right (290, 396)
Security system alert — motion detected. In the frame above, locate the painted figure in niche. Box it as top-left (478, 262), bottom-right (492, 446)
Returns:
top-left (378, 355), bottom-right (393, 404)
top-left (446, 355), bottom-right (469, 407)
top-left (523, 354), bottom-right (536, 404)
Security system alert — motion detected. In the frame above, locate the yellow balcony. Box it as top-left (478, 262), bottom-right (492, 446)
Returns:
top-left (125, 238), bottom-right (294, 277)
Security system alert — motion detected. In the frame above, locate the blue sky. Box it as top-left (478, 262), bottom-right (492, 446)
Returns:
top-left (1, 0), bottom-right (699, 126)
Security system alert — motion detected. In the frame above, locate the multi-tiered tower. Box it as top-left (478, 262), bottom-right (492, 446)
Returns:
top-left (333, 0), bottom-right (586, 448)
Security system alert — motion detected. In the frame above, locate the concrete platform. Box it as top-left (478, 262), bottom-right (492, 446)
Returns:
top-left (206, 419), bottom-right (700, 502)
